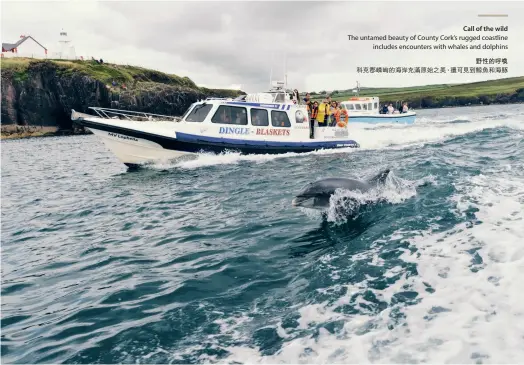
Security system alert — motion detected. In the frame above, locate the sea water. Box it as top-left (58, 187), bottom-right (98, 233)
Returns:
top-left (1, 104), bottom-right (523, 363)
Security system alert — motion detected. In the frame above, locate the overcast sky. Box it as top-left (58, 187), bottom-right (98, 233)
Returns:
top-left (2, 1), bottom-right (523, 93)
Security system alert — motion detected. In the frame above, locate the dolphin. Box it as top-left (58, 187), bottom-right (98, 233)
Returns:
top-left (291, 169), bottom-right (391, 210)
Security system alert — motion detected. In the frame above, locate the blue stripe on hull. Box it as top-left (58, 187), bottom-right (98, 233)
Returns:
top-left (347, 114), bottom-right (416, 124)
top-left (175, 132), bottom-right (359, 150)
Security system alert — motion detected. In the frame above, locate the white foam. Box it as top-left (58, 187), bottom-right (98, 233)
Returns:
top-left (324, 171), bottom-right (435, 224)
top-left (218, 162), bottom-right (524, 363)
top-left (349, 116), bottom-right (524, 152)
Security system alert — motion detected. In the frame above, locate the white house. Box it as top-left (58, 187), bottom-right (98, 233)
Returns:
top-left (2, 35), bottom-right (47, 59)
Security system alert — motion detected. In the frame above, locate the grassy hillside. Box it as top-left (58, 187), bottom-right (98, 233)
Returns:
top-left (1, 58), bottom-right (246, 138)
top-left (1, 58), bottom-right (243, 97)
top-left (310, 77), bottom-right (524, 108)
top-left (2, 58), bottom-right (522, 109)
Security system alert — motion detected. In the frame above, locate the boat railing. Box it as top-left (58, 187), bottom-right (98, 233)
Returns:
top-left (88, 107), bottom-right (181, 122)
top-left (204, 97), bottom-right (231, 101)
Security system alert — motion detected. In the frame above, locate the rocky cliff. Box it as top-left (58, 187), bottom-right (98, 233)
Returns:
top-left (1, 58), bottom-right (244, 135)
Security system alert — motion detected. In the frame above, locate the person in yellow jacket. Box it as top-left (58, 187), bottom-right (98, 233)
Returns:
top-left (316, 98), bottom-right (331, 127)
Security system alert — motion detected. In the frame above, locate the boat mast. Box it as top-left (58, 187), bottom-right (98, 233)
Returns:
top-left (284, 54), bottom-right (288, 90)
top-left (269, 52), bottom-right (275, 89)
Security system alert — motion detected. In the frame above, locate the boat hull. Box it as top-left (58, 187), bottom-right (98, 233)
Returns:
top-left (347, 112), bottom-right (416, 125)
top-left (88, 128), bottom-right (189, 165)
top-left (78, 119), bottom-right (359, 166)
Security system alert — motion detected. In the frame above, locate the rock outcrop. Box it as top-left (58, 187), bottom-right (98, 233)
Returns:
top-left (1, 59), bottom-right (244, 132)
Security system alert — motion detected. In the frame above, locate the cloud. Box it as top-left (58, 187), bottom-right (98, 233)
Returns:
top-left (2, 1), bottom-right (522, 93)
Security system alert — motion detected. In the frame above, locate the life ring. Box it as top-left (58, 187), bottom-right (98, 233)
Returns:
top-left (337, 110), bottom-right (348, 127)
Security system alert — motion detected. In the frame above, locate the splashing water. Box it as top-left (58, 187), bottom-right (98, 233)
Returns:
top-left (322, 170), bottom-right (432, 224)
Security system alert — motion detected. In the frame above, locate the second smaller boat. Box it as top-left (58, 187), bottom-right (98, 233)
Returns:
top-left (338, 96), bottom-right (416, 125)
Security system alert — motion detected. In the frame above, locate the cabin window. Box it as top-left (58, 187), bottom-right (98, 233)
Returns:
top-left (374, 102), bottom-right (378, 109)
top-left (211, 105), bottom-right (248, 125)
top-left (368, 103), bottom-right (372, 110)
top-left (271, 110), bottom-right (291, 127)
top-left (362, 104), bottom-right (367, 110)
top-left (250, 108), bottom-right (269, 126)
top-left (346, 104), bottom-right (354, 110)
top-left (185, 103), bottom-right (213, 122)
top-left (355, 104), bottom-right (361, 110)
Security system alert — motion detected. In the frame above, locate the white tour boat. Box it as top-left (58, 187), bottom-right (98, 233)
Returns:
top-left (71, 82), bottom-right (360, 169)
top-left (338, 96), bottom-right (416, 125)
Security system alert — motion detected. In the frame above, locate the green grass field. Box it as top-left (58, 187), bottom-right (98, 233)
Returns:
top-left (0, 58), bottom-right (242, 96)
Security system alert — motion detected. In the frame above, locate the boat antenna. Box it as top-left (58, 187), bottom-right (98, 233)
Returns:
top-left (269, 66), bottom-right (273, 89)
top-left (284, 54), bottom-right (288, 90)
top-left (269, 52), bottom-right (275, 89)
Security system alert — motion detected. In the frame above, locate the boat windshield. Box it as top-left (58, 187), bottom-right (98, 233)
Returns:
top-left (180, 103), bottom-right (196, 120)
top-left (272, 92), bottom-right (286, 103)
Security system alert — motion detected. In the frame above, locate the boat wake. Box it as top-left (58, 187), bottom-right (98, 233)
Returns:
top-left (140, 112), bottom-right (524, 171)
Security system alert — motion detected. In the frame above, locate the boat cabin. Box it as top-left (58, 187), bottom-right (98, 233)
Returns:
top-left (339, 97), bottom-right (380, 114)
top-left (180, 98), bottom-right (307, 128)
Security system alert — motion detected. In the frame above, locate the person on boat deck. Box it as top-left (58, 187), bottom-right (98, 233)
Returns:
top-left (317, 97), bottom-right (331, 127)
top-left (326, 101), bottom-right (334, 126)
top-left (402, 102), bottom-right (409, 113)
top-left (292, 89), bottom-right (300, 104)
top-left (387, 103), bottom-right (394, 114)
top-left (329, 101), bottom-right (339, 126)
top-left (303, 93), bottom-right (311, 104)
top-left (381, 104), bottom-right (388, 114)
top-left (332, 102), bottom-right (342, 126)
top-left (315, 99), bottom-right (327, 126)
top-left (310, 101), bottom-right (319, 122)
top-left (327, 97), bottom-right (334, 123)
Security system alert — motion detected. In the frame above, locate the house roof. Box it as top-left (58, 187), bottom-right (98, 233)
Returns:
top-left (2, 36), bottom-right (47, 52)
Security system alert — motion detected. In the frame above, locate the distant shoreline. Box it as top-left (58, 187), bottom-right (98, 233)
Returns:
top-left (307, 76), bottom-right (524, 108)
top-left (0, 126), bottom-right (88, 140)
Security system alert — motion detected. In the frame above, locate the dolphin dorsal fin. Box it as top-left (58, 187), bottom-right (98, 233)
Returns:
top-left (367, 169), bottom-right (390, 185)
